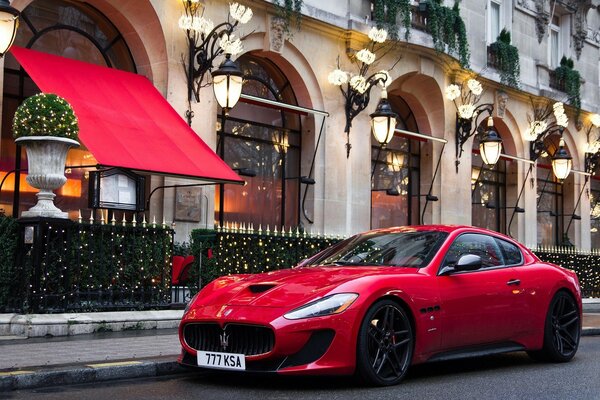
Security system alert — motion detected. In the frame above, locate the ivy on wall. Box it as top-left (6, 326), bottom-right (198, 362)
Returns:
top-left (489, 29), bottom-right (520, 88)
top-left (372, 0), bottom-right (412, 40)
top-left (273, 0), bottom-right (303, 36)
top-left (426, 0), bottom-right (470, 68)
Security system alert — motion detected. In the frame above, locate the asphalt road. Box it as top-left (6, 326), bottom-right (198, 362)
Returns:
top-left (5, 337), bottom-right (600, 400)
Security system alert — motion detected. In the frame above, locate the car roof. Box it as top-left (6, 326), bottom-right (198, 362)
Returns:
top-left (367, 225), bottom-right (518, 241)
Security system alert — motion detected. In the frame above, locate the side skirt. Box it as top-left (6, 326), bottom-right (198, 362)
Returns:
top-left (426, 342), bottom-right (526, 363)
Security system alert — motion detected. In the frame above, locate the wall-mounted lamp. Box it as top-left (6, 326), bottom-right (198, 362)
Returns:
top-left (180, 1), bottom-right (251, 123)
top-left (0, 0), bottom-right (18, 57)
top-left (445, 78), bottom-right (498, 170)
top-left (370, 89), bottom-right (399, 146)
top-left (526, 101), bottom-right (571, 180)
top-left (328, 27), bottom-right (393, 157)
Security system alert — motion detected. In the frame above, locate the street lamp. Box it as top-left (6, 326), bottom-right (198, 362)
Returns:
top-left (211, 54), bottom-right (244, 115)
top-left (527, 101), bottom-right (572, 180)
top-left (370, 89), bottom-right (398, 146)
top-left (445, 78), bottom-right (499, 170)
top-left (0, 0), bottom-right (19, 57)
top-left (479, 117), bottom-right (503, 166)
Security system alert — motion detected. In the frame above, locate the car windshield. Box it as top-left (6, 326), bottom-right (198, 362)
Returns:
top-left (303, 230), bottom-right (448, 268)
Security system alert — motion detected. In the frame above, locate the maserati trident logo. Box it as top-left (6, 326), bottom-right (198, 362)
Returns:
top-left (220, 331), bottom-right (229, 351)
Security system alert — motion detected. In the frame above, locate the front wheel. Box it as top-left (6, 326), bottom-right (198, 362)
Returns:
top-left (355, 299), bottom-right (414, 386)
top-left (528, 291), bottom-right (580, 362)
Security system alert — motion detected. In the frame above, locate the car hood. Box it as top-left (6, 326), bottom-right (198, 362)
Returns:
top-left (197, 266), bottom-right (417, 309)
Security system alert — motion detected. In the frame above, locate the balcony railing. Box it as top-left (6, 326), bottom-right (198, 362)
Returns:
top-left (487, 45), bottom-right (501, 70)
top-left (410, 5), bottom-right (427, 32)
top-left (549, 70), bottom-right (566, 92)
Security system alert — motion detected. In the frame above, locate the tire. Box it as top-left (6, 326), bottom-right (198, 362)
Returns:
top-left (528, 291), bottom-right (580, 362)
top-left (355, 299), bottom-right (414, 386)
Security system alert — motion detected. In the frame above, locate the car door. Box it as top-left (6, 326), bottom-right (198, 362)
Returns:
top-left (437, 233), bottom-right (523, 350)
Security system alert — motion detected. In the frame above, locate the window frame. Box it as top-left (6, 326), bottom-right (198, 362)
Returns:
top-left (487, 0), bottom-right (502, 45)
top-left (439, 233), bottom-right (508, 274)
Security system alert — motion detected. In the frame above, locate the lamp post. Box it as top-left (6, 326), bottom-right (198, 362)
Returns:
top-left (0, 0), bottom-right (18, 57)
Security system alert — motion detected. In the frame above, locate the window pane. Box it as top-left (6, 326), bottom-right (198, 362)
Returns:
top-left (495, 238), bottom-right (523, 266)
top-left (550, 28), bottom-right (559, 68)
top-left (490, 1), bottom-right (500, 42)
top-left (444, 234), bottom-right (504, 269)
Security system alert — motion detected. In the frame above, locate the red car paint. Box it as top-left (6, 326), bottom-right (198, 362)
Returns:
top-left (178, 225), bottom-right (582, 376)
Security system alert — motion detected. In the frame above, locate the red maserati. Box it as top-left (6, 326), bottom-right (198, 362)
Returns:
top-left (178, 225), bottom-right (582, 386)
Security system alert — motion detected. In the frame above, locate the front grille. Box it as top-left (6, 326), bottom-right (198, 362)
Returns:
top-left (184, 323), bottom-right (275, 356)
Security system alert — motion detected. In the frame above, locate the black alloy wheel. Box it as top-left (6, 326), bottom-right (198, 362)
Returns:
top-left (528, 291), bottom-right (580, 362)
top-left (356, 299), bottom-right (414, 386)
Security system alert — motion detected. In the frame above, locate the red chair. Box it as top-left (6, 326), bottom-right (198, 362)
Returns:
top-left (172, 255), bottom-right (195, 285)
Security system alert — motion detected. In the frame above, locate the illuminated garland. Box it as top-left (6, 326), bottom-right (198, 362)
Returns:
top-left (12, 93), bottom-right (79, 140)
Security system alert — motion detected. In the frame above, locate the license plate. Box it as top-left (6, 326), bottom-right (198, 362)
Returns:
top-left (197, 351), bottom-right (246, 370)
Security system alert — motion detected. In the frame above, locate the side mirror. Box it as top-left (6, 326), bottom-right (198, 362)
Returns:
top-left (439, 254), bottom-right (482, 276)
top-left (454, 254), bottom-right (482, 271)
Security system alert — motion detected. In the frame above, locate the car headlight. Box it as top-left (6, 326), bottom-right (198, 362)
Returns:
top-left (284, 293), bottom-right (358, 320)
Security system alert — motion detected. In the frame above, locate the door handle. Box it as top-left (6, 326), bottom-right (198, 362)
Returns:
top-left (507, 279), bottom-right (521, 286)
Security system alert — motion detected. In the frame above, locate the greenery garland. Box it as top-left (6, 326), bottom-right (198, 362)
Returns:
top-left (12, 93), bottom-right (79, 140)
top-left (0, 215), bottom-right (18, 310)
top-left (489, 29), bottom-right (520, 88)
top-left (554, 56), bottom-right (581, 115)
top-left (372, 0), bottom-right (412, 40)
top-left (426, 0), bottom-right (470, 68)
top-left (273, 0), bottom-right (303, 36)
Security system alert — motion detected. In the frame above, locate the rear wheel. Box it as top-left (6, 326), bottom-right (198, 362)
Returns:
top-left (528, 291), bottom-right (580, 362)
top-left (356, 299), bottom-right (413, 386)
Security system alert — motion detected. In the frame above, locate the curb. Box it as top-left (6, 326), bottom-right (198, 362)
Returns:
top-left (0, 358), bottom-right (187, 391)
top-left (582, 327), bottom-right (600, 336)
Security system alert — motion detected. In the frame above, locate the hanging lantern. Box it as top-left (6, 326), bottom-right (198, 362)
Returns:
top-left (370, 89), bottom-right (398, 146)
top-left (479, 117), bottom-right (503, 166)
top-left (0, 0), bottom-right (19, 57)
top-left (212, 53), bottom-right (243, 115)
top-left (551, 138), bottom-right (572, 180)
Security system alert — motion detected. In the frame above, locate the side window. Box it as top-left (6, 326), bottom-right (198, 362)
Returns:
top-left (495, 238), bottom-right (523, 266)
top-left (443, 233), bottom-right (504, 269)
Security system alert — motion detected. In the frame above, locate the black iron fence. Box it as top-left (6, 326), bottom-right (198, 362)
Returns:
top-left (0, 216), bottom-right (173, 313)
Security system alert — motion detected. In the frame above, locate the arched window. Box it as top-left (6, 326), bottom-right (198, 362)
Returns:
top-left (1, 0), bottom-right (136, 218)
top-left (370, 96), bottom-right (420, 229)
top-left (215, 53), bottom-right (301, 229)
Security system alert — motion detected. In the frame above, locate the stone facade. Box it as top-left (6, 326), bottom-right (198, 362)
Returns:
top-left (4, 0), bottom-right (600, 249)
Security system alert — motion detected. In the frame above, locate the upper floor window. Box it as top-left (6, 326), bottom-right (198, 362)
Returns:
top-left (549, 15), bottom-right (561, 68)
top-left (488, 0), bottom-right (502, 44)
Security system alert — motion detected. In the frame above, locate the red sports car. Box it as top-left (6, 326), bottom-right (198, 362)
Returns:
top-left (178, 225), bottom-right (582, 386)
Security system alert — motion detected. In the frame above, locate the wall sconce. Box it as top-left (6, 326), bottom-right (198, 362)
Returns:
top-left (445, 78), bottom-right (498, 170)
top-left (526, 101), bottom-right (572, 180)
top-left (328, 27), bottom-right (393, 158)
top-left (0, 0), bottom-right (19, 57)
top-left (179, 1), bottom-right (251, 123)
top-left (370, 89), bottom-right (398, 147)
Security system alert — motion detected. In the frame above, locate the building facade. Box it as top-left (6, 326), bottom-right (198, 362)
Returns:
top-left (1, 0), bottom-right (600, 250)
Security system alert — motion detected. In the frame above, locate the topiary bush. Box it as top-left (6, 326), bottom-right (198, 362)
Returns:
top-left (12, 93), bottom-right (79, 140)
top-left (489, 28), bottom-right (520, 88)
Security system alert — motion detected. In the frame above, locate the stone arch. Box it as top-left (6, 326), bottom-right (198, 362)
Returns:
top-left (13, 0), bottom-right (168, 92)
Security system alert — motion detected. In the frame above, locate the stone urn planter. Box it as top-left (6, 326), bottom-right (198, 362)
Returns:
top-left (15, 136), bottom-right (79, 218)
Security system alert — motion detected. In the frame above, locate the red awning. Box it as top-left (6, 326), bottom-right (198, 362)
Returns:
top-left (10, 46), bottom-right (243, 184)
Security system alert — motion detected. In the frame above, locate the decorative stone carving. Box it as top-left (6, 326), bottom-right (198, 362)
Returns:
top-left (268, 16), bottom-right (286, 53)
top-left (573, 1), bottom-right (594, 58)
top-left (535, 0), bottom-right (549, 44)
top-left (495, 90), bottom-right (509, 119)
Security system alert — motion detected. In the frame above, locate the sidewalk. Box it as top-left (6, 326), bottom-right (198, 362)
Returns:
top-left (0, 311), bottom-right (598, 392)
